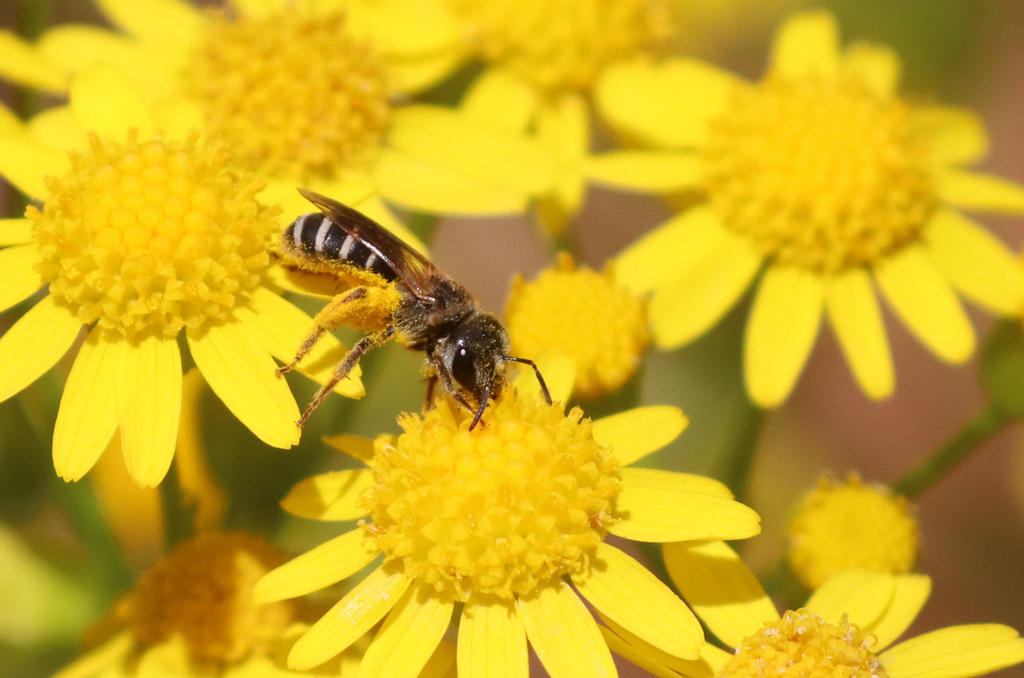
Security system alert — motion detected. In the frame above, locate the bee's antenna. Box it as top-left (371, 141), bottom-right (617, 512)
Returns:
top-left (470, 381), bottom-right (491, 431)
top-left (503, 356), bottom-right (553, 405)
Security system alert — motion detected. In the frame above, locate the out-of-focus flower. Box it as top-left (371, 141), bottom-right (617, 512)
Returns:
top-left (787, 474), bottom-right (920, 590)
top-left (504, 252), bottom-right (648, 399)
top-left (0, 71), bottom-right (364, 487)
top-left (256, 381), bottom-right (761, 677)
top-left (609, 541), bottom-right (1024, 678)
top-left (596, 11), bottom-right (1024, 407)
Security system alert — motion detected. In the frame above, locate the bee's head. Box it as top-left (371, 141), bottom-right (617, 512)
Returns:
top-left (439, 313), bottom-right (511, 410)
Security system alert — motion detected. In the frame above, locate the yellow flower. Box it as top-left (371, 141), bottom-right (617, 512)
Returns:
top-left (504, 252), bottom-right (649, 399)
top-left (608, 542), bottom-right (1024, 678)
top-left (0, 0), bottom-right (463, 246)
top-left (0, 69), bottom-right (364, 487)
top-left (50, 531), bottom-right (462, 678)
top-left (255, 382), bottom-right (761, 677)
top-left (594, 11), bottom-right (1024, 407)
top-left (788, 474), bottom-right (920, 590)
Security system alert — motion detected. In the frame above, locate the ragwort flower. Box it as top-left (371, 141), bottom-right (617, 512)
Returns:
top-left (607, 542), bottom-right (1024, 678)
top-left (788, 473), bottom-right (920, 590)
top-left (0, 69), bottom-right (363, 487)
top-left (595, 11), bottom-right (1024, 407)
top-left (255, 384), bottom-right (761, 677)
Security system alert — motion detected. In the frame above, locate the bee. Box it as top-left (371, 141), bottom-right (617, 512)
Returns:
top-left (276, 189), bottom-right (551, 429)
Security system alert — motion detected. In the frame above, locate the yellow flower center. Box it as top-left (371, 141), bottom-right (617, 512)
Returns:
top-left (452, 0), bottom-right (673, 94)
top-left (187, 9), bottom-right (390, 180)
top-left (29, 131), bottom-right (278, 337)
top-left (788, 474), bottom-right (920, 589)
top-left (504, 253), bottom-right (648, 399)
top-left (702, 77), bottom-right (935, 273)
top-left (363, 391), bottom-right (621, 601)
top-left (720, 609), bottom-right (887, 678)
top-left (132, 532), bottom-right (295, 671)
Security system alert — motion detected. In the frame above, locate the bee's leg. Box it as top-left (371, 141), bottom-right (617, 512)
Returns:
top-left (423, 374), bottom-right (438, 412)
top-left (297, 326), bottom-right (395, 427)
top-left (433, 359), bottom-right (477, 418)
top-left (277, 288), bottom-right (369, 377)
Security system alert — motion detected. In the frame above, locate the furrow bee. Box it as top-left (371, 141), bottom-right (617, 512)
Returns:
top-left (276, 189), bottom-right (551, 429)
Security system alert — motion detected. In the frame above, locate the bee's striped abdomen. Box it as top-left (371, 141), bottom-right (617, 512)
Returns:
top-left (286, 213), bottom-right (398, 282)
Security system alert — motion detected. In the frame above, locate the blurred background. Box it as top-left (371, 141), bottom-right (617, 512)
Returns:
top-left (0, 1), bottom-right (1022, 677)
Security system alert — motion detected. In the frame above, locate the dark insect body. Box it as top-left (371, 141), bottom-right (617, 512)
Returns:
top-left (277, 189), bottom-right (551, 430)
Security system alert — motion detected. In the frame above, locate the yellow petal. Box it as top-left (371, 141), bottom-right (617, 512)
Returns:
top-left (650, 230), bottom-right (763, 349)
top-left (116, 333), bottom-right (181, 487)
top-left (458, 598), bottom-right (529, 678)
top-left (843, 43), bottom-right (901, 99)
top-left (28, 106), bottom-right (87, 152)
top-left (420, 640), bottom-right (458, 678)
top-left (881, 625), bottom-right (1024, 678)
top-left (136, 637), bottom-right (190, 678)
top-left (53, 327), bottom-right (119, 481)
top-left (744, 265), bottom-right (823, 408)
top-left (868, 574), bottom-right (932, 651)
top-left (236, 287), bottom-right (364, 398)
top-left (662, 540), bottom-right (777, 649)
top-left (0, 218), bottom-right (33, 245)
top-left (187, 320), bottom-right (300, 449)
top-left (0, 102), bottom-right (21, 135)
top-left (596, 58), bottom-right (743, 150)
top-left (518, 580), bottom-right (617, 678)
top-left (0, 30), bottom-right (67, 92)
top-left (231, 0), bottom-right (279, 18)
top-left (386, 50), bottom-right (464, 95)
top-left (323, 434), bottom-right (376, 464)
top-left (289, 566), bottom-right (410, 670)
top-left (95, 0), bottom-right (206, 49)
top-left (0, 243), bottom-right (42, 312)
top-left (923, 209), bottom-right (1024, 315)
top-left (591, 406), bottom-right (688, 467)
top-left (615, 206), bottom-right (728, 295)
top-left (70, 66), bottom-right (153, 140)
top-left (253, 529), bottom-right (378, 603)
top-left (874, 244), bottom-right (974, 364)
top-left (770, 11), bottom-right (840, 80)
top-left (387, 106), bottom-right (553, 196)
top-left (909, 106), bottom-right (988, 165)
top-left (357, 584), bottom-right (454, 678)
top-left (537, 94), bottom-right (588, 215)
top-left (572, 542), bottom-right (703, 660)
top-left (175, 369), bottom-right (225, 531)
top-left (347, 0), bottom-right (461, 59)
top-left (280, 469), bottom-right (374, 521)
top-left (375, 149), bottom-right (529, 216)
top-left (935, 169), bottom-right (1024, 214)
top-left (462, 68), bottom-right (539, 133)
top-left (0, 135), bottom-right (71, 199)
top-left (599, 625), bottom-right (708, 678)
top-left (151, 97), bottom-right (204, 139)
top-left (53, 631), bottom-right (133, 678)
top-left (585, 152), bottom-right (702, 194)
top-left (0, 295), bottom-right (80, 403)
top-left (806, 570), bottom-right (895, 630)
top-left (610, 468), bottom-right (761, 543)
top-left (825, 268), bottom-right (894, 400)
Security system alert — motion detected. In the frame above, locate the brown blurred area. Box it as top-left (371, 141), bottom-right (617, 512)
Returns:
top-left (0, 1), bottom-right (1022, 677)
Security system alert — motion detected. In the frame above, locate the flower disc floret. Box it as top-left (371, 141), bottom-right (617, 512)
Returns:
top-left (132, 532), bottom-right (295, 671)
top-left (363, 391), bottom-right (621, 601)
top-left (788, 474), bottom-right (920, 589)
top-left (720, 608), bottom-right (886, 678)
top-left (29, 130), bottom-right (279, 337)
top-left (453, 0), bottom-right (673, 93)
top-left (702, 77), bottom-right (934, 273)
top-left (504, 253), bottom-right (648, 399)
top-left (187, 10), bottom-right (390, 179)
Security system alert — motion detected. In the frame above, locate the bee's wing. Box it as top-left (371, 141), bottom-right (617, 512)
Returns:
top-left (298, 189), bottom-right (441, 302)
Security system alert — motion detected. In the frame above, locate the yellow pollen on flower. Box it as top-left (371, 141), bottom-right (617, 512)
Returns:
top-left (453, 0), bottom-right (673, 93)
top-left (719, 608), bottom-right (887, 678)
top-left (132, 532), bottom-right (296, 671)
top-left (29, 131), bottom-right (278, 337)
top-left (363, 390), bottom-right (621, 601)
top-left (702, 77), bottom-right (935, 273)
top-left (504, 253), bottom-right (648, 399)
top-left (788, 474), bottom-right (920, 589)
top-left (187, 10), bottom-right (390, 179)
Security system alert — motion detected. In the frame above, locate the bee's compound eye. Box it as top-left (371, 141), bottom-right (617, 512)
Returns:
top-left (451, 345), bottom-right (477, 391)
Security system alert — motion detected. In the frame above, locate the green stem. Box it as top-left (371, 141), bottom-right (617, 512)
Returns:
top-left (894, 402), bottom-right (1010, 499)
top-left (712, 395), bottom-right (764, 504)
top-left (159, 459), bottom-right (194, 550)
